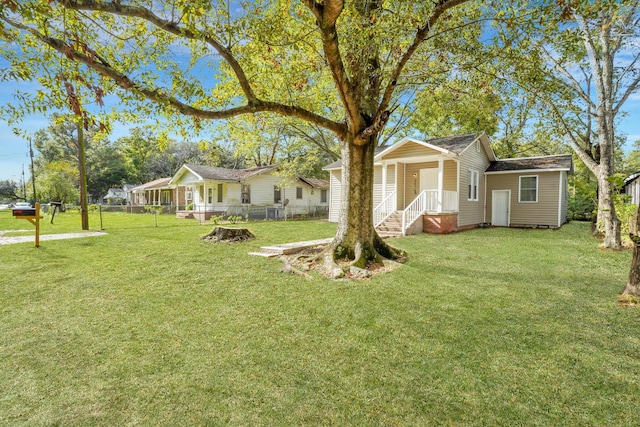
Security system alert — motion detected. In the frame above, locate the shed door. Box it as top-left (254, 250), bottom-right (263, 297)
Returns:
top-left (492, 190), bottom-right (510, 227)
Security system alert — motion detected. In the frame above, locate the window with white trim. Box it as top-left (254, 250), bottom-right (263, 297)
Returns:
top-left (519, 175), bottom-right (538, 202)
top-left (320, 189), bottom-right (327, 203)
top-left (217, 183), bottom-right (223, 203)
top-left (207, 187), bottom-right (213, 204)
top-left (468, 169), bottom-right (479, 201)
top-left (296, 187), bottom-right (303, 199)
top-left (274, 186), bottom-right (282, 204)
top-left (241, 184), bottom-right (251, 204)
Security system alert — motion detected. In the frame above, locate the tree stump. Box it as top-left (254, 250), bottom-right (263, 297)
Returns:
top-left (201, 227), bottom-right (255, 243)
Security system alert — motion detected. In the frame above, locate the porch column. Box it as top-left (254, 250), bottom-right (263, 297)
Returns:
top-left (381, 162), bottom-right (387, 202)
top-left (438, 157), bottom-right (444, 213)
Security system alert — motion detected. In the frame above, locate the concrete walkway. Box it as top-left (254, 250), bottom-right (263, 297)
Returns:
top-left (0, 231), bottom-right (108, 245)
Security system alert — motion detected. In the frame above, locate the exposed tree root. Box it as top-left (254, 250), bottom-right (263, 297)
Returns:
top-left (278, 235), bottom-right (406, 279)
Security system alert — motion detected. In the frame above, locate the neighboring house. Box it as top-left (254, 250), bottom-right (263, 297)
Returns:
top-left (127, 177), bottom-right (185, 208)
top-left (623, 172), bottom-right (640, 205)
top-left (324, 133), bottom-right (573, 236)
top-left (103, 187), bottom-right (128, 205)
top-left (169, 164), bottom-right (329, 220)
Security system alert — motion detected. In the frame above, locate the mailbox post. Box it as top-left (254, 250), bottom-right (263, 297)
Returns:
top-left (12, 202), bottom-right (44, 247)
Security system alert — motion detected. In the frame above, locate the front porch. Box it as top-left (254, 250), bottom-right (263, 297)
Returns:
top-left (374, 190), bottom-right (459, 236)
top-left (373, 151), bottom-right (460, 235)
top-left (373, 189), bottom-right (458, 236)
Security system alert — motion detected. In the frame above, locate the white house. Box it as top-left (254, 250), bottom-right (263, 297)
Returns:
top-left (169, 164), bottom-right (329, 220)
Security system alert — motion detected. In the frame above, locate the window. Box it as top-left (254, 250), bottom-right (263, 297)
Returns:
top-left (296, 187), bottom-right (303, 199)
top-left (217, 183), bottom-right (223, 203)
top-left (519, 176), bottom-right (538, 202)
top-left (320, 189), bottom-right (327, 203)
top-left (207, 187), bottom-right (213, 204)
top-left (186, 186), bottom-right (193, 201)
top-left (468, 169), bottom-right (479, 201)
top-left (274, 186), bottom-right (282, 204)
top-left (241, 184), bottom-right (251, 204)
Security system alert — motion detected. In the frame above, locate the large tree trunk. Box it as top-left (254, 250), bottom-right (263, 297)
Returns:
top-left (595, 172), bottom-right (621, 248)
top-left (622, 204), bottom-right (640, 297)
top-left (328, 137), bottom-right (406, 271)
top-left (594, 120), bottom-right (621, 248)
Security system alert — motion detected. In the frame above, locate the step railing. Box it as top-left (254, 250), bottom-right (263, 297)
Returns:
top-left (402, 191), bottom-right (427, 235)
top-left (373, 190), bottom-right (397, 227)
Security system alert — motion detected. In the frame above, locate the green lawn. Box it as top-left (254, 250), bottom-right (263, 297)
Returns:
top-left (0, 210), bottom-right (637, 426)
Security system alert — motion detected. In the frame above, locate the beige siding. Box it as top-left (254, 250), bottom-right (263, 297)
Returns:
top-left (560, 172), bottom-right (568, 225)
top-left (395, 163), bottom-right (405, 209)
top-left (458, 146), bottom-right (490, 227)
top-left (443, 160), bottom-right (457, 192)
top-left (373, 165), bottom-right (383, 208)
top-left (397, 161), bottom-right (457, 209)
top-left (386, 164), bottom-right (396, 195)
top-left (329, 170), bottom-right (342, 222)
top-left (486, 171), bottom-right (561, 227)
top-left (381, 141), bottom-right (440, 160)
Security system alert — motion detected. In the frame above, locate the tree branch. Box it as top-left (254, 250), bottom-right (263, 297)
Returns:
top-left (376, 0), bottom-right (469, 134)
top-left (302, 0), bottom-right (360, 132)
top-left (1, 15), bottom-right (347, 138)
top-left (538, 46), bottom-right (593, 107)
top-left (60, 0), bottom-right (258, 103)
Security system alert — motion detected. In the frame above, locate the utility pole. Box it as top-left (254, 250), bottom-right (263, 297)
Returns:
top-left (21, 164), bottom-right (26, 200)
top-left (76, 120), bottom-right (89, 230)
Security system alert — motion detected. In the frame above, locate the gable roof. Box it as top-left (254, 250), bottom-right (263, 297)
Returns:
top-left (129, 177), bottom-right (173, 192)
top-left (486, 154), bottom-right (573, 174)
top-left (172, 164), bottom-right (279, 184)
top-left (376, 132), bottom-right (496, 161)
top-left (624, 171), bottom-right (640, 186)
top-left (323, 133), bottom-right (496, 170)
top-left (298, 177), bottom-right (329, 189)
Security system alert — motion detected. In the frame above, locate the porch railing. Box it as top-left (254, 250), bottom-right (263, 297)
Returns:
top-left (402, 190), bottom-right (427, 235)
top-left (401, 190), bottom-right (459, 235)
top-left (373, 190), bottom-right (397, 227)
top-left (424, 190), bottom-right (458, 212)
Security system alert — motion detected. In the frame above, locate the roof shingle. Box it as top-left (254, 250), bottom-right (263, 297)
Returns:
top-left (486, 154), bottom-right (573, 172)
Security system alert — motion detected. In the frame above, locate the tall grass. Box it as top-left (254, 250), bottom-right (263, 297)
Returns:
top-left (0, 210), bottom-right (637, 425)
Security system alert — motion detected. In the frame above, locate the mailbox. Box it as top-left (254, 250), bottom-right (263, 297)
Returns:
top-left (12, 208), bottom-right (37, 217)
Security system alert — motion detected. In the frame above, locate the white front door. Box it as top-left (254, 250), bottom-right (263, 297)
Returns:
top-left (419, 168), bottom-right (438, 192)
top-left (492, 190), bottom-right (510, 227)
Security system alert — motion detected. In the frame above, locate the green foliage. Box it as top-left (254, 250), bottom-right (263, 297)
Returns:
top-left (0, 180), bottom-right (20, 199)
top-left (209, 214), bottom-right (223, 225)
top-left (227, 215), bottom-right (244, 224)
top-left (614, 196), bottom-right (636, 247)
top-left (36, 160), bottom-right (79, 204)
top-left (144, 205), bottom-right (164, 215)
